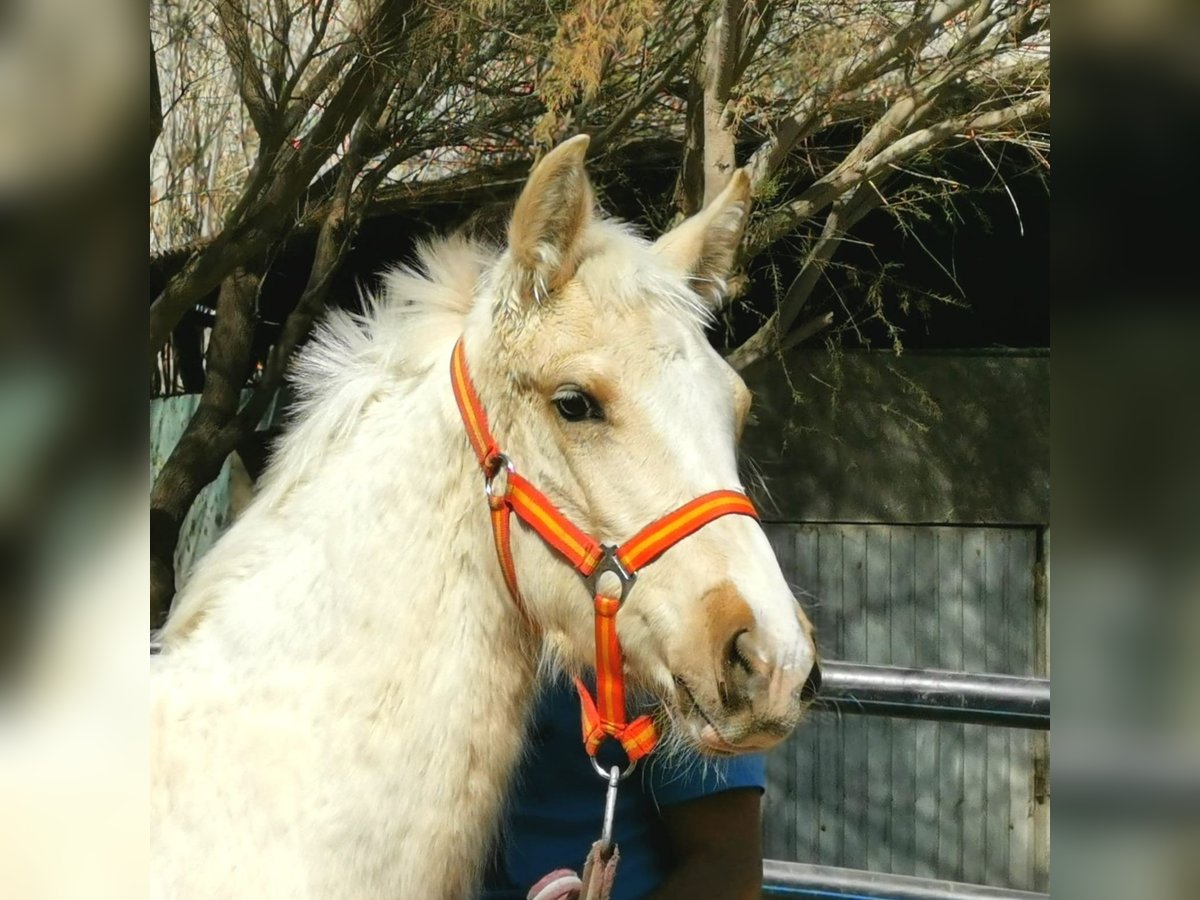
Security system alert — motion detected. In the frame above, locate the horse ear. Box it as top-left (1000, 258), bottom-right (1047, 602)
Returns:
top-left (506, 134), bottom-right (594, 303)
top-left (653, 169), bottom-right (751, 308)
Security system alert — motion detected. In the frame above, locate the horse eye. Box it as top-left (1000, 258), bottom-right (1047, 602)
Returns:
top-left (552, 389), bottom-right (602, 423)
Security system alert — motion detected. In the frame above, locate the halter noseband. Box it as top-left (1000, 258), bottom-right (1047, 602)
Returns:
top-left (450, 339), bottom-right (758, 769)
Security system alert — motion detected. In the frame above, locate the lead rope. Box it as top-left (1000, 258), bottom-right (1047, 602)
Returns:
top-left (450, 340), bottom-right (758, 898)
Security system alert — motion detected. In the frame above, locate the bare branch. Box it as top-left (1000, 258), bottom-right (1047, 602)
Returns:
top-left (151, 32), bottom-right (163, 156)
top-left (728, 311), bottom-right (834, 372)
top-left (151, 266), bottom-right (261, 624)
top-left (867, 90), bottom-right (1050, 174)
top-left (674, 12), bottom-right (707, 217)
top-left (750, 90), bottom-right (1049, 254)
top-left (783, 311), bottom-right (836, 352)
top-left (282, 43), bottom-right (356, 136)
top-left (234, 186), bottom-right (352, 433)
top-left (701, 0), bottom-right (745, 205)
top-left (215, 0), bottom-right (277, 140)
top-left (778, 183), bottom-right (883, 330)
top-left (277, 0), bottom-right (341, 115)
top-left (745, 0), bottom-right (980, 190)
top-left (592, 31), bottom-right (702, 155)
top-left (235, 123), bottom-right (374, 432)
top-left (267, 0), bottom-right (293, 102)
top-left (728, 181), bottom-right (883, 370)
top-left (733, 0), bottom-right (776, 84)
top-left (149, 0), bottom-right (421, 359)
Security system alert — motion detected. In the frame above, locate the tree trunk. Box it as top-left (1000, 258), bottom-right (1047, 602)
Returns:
top-left (701, 0), bottom-right (742, 206)
top-left (673, 14), bottom-right (708, 218)
top-left (151, 266), bottom-right (261, 627)
top-left (151, 33), bottom-right (163, 157)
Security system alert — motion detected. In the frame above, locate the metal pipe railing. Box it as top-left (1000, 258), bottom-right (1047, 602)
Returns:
top-left (763, 860), bottom-right (1048, 900)
top-left (815, 662), bottom-right (1050, 730)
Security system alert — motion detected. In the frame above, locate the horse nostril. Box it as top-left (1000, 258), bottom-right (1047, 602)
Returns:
top-left (799, 660), bottom-right (822, 702)
top-left (726, 629), bottom-right (753, 676)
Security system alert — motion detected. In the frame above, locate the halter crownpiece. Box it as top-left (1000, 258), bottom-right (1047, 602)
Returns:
top-left (450, 339), bottom-right (758, 768)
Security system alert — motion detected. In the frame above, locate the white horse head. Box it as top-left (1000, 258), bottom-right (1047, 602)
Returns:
top-left (460, 135), bottom-right (818, 753)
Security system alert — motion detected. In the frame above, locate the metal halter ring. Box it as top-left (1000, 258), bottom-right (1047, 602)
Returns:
top-left (483, 453), bottom-right (515, 501)
top-left (590, 752), bottom-right (639, 781)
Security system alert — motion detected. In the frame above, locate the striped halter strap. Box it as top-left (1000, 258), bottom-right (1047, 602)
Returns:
top-left (450, 339), bottom-right (758, 769)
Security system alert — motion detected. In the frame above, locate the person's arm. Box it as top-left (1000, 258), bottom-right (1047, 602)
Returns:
top-left (646, 787), bottom-right (763, 900)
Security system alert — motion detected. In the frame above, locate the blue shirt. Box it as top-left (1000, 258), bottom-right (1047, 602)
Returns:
top-left (481, 681), bottom-right (766, 900)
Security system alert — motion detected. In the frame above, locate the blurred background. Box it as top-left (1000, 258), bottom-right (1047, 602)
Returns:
top-left (1053, 3), bottom-right (1200, 897)
top-left (0, 0), bottom-right (1196, 897)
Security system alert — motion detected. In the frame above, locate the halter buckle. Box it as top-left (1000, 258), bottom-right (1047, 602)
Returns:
top-left (585, 544), bottom-right (636, 603)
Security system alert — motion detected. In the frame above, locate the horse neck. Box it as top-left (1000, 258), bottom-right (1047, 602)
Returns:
top-left (180, 343), bottom-right (541, 754)
top-left (162, 345), bottom-right (546, 895)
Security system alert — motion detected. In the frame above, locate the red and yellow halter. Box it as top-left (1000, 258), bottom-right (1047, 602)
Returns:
top-left (450, 339), bottom-right (758, 768)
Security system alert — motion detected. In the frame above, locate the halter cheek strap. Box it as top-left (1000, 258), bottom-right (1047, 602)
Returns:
top-left (450, 339), bottom-right (758, 765)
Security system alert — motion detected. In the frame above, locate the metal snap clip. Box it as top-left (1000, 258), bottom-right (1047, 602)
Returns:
top-left (600, 764), bottom-right (620, 846)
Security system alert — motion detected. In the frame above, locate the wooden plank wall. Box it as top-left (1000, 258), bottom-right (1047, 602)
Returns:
top-left (761, 523), bottom-right (1048, 892)
top-left (740, 352), bottom-right (1050, 526)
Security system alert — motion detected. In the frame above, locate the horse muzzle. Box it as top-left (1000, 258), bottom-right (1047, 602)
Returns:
top-left (673, 590), bottom-right (820, 753)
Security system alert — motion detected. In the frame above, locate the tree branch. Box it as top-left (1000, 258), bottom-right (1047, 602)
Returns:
top-left (745, 0), bottom-right (979, 191)
top-left (148, 0), bottom-right (420, 360)
top-left (283, 43), bottom-right (358, 136)
top-left (234, 147), bottom-right (363, 432)
top-left (215, 0), bottom-right (278, 140)
top-left (151, 32), bottom-right (163, 157)
top-left (732, 0), bottom-right (775, 84)
top-left (267, 0), bottom-right (293, 103)
top-left (674, 9), bottom-right (708, 217)
top-left (778, 184), bottom-right (882, 330)
top-left (592, 31), bottom-right (702, 155)
top-left (867, 91), bottom-right (1050, 176)
top-left (782, 311), bottom-right (835, 353)
top-left (150, 103), bottom-right (394, 624)
top-left (151, 267), bottom-right (261, 626)
top-left (277, 0), bottom-right (340, 115)
top-left (701, 0), bottom-right (744, 205)
top-left (749, 90), bottom-right (1049, 254)
top-left (728, 181), bottom-right (882, 370)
